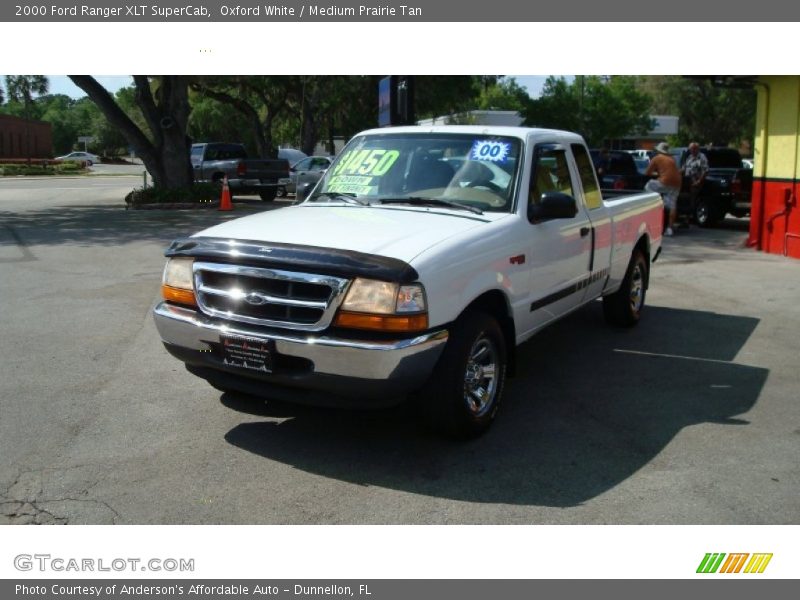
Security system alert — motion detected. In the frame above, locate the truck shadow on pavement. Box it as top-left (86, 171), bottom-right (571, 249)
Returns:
top-left (0, 199), bottom-right (288, 248)
top-left (222, 302), bottom-right (767, 508)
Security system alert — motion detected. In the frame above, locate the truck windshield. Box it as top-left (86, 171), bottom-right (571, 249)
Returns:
top-left (308, 133), bottom-right (522, 213)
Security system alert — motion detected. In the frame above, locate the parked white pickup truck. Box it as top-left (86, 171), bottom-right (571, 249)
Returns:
top-left (154, 126), bottom-right (663, 437)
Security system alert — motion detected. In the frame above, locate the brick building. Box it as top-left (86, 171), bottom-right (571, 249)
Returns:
top-left (0, 114), bottom-right (53, 159)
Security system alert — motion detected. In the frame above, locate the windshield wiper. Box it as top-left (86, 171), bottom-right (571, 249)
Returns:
top-left (309, 192), bottom-right (370, 206)
top-left (377, 196), bottom-right (483, 215)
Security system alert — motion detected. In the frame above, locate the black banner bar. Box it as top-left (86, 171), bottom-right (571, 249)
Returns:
top-left (3, 1), bottom-right (800, 22)
top-left (3, 580), bottom-right (799, 600)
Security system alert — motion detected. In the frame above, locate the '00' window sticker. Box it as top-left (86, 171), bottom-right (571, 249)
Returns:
top-left (470, 140), bottom-right (511, 163)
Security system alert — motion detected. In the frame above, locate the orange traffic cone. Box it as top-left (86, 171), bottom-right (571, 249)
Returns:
top-left (218, 175), bottom-right (233, 211)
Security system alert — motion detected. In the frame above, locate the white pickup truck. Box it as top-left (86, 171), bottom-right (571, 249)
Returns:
top-left (154, 126), bottom-right (663, 437)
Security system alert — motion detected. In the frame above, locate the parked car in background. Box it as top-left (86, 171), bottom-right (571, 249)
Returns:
top-left (278, 148), bottom-right (307, 166)
top-left (55, 151), bottom-right (100, 166)
top-left (279, 155), bottom-right (332, 197)
top-left (676, 147), bottom-right (753, 227)
top-left (590, 149), bottom-right (650, 190)
top-left (190, 142), bottom-right (291, 202)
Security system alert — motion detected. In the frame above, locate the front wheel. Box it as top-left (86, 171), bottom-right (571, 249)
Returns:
top-left (694, 198), bottom-right (721, 227)
top-left (419, 310), bottom-right (507, 438)
top-left (603, 249), bottom-right (647, 327)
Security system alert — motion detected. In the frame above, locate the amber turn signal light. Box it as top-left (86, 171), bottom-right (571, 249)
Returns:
top-left (161, 284), bottom-right (197, 307)
top-left (334, 311), bottom-right (428, 332)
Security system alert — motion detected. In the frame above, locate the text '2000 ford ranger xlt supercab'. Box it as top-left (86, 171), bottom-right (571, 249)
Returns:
top-left (154, 126), bottom-right (663, 437)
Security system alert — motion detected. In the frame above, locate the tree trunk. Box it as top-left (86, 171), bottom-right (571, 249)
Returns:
top-left (326, 114), bottom-right (335, 156)
top-left (300, 101), bottom-right (318, 156)
top-left (69, 75), bottom-right (193, 190)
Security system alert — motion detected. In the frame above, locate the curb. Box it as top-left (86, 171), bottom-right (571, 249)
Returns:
top-left (127, 202), bottom-right (261, 211)
top-left (0, 174), bottom-right (142, 181)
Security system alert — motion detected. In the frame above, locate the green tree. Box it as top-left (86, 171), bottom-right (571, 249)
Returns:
top-left (70, 76), bottom-right (194, 189)
top-left (4, 75), bottom-right (48, 113)
top-left (415, 76), bottom-right (481, 120)
top-left (38, 94), bottom-right (86, 154)
top-left (526, 76), bottom-right (654, 147)
top-left (637, 76), bottom-right (756, 147)
top-left (191, 76), bottom-right (292, 158)
top-left (188, 94), bottom-right (255, 151)
top-left (475, 77), bottom-right (531, 113)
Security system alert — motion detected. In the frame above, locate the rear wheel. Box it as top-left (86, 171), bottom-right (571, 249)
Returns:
top-left (275, 186), bottom-right (287, 198)
top-left (419, 310), bottom-right (507, 438)
top-left (603, 249), bottom-right (647, 327)
top-left (259, 189), bottom-right (277, 202)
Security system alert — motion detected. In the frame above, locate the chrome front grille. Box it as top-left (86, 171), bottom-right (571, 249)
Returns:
top-left (192, 261), bottom-right (350, 331)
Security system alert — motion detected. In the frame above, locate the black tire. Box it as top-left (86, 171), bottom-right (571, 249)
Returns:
top-left (694, 198), bottom-right (721, 227)
top-left (275, 186), bottom-right (287, 198)
top-left (603, 249), bottom-right (647, 327)
top-left (419, 310), bottom-right (507, 438)
top-left (259, 189), bottom-right (277, 202)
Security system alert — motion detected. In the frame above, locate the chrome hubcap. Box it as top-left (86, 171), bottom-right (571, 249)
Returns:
top-left (463, 335), bottom-right (499, 417)
top-left (630, 264), bottom-right (644, 313)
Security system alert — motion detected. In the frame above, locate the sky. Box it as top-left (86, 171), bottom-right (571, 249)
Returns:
top-left (46, 75), bottom-right (133, 98)
top-left (12, 75), bottom-right (559, 100)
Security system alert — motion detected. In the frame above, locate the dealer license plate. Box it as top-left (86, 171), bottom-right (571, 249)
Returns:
top-left (220, 336), bottom-right (274, 373)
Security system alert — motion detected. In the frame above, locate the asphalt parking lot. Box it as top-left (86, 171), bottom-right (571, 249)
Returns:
top-left (1, 176), bottom-right (798, 524)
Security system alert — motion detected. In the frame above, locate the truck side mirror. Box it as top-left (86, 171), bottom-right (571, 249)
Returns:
top-left (528, 192), bottom-right (578, 222)
top-left (296, 181), bottom-right (315, 203)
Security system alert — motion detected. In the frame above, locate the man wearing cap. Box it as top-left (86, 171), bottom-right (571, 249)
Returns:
top-left (645, 142), bottom-right (682, 236)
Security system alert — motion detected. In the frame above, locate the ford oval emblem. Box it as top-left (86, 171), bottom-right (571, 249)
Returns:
top-left (244, 293), bottom-right (268, 306)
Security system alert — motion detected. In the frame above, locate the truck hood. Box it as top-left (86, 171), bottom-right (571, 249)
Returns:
top-left (196, 204), bottom-right (506, 264)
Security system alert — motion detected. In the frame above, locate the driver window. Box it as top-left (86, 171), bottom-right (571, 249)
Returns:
top-left (530, 148), bottom-right (573, 206)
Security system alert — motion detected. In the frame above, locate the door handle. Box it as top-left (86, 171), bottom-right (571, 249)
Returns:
top-left (580, 227), bottom-right (591, 237)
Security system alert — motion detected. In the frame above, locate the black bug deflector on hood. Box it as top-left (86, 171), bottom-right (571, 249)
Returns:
top-left (165, 236), bottom-right (420, 283)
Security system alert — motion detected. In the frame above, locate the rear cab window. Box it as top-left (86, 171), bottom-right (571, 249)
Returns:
top-left (572, 144), bottom-right (603, 210)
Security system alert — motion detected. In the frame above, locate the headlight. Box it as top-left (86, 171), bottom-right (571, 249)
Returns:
top-left (341, 278), bottom-right (398, 314)
top-left (161, 257), bottom-right (196, 306)
top-left (341, 278), bottom-right (427, 314)
top-left (336, 278), bottom-right (428, 332)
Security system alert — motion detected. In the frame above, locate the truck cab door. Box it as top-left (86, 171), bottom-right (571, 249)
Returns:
top-left (520, 143), bottom-right (594, 336)
top-left (571, 143), bottom-right (612, 302)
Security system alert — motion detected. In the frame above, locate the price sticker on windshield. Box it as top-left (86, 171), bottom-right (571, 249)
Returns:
top-left (332, 149), bottom-right (400, 177)
top-left (328, 175), bottom-right (377, 195)
top-left (470, 140), bottom-right (511, 163)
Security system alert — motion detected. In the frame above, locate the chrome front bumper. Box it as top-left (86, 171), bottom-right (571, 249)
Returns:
top-left (153, 302), bottom-right (448, 405)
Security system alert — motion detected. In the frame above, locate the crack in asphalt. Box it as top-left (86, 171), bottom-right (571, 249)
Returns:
top-left (0, 466), bottom-right (120, 524)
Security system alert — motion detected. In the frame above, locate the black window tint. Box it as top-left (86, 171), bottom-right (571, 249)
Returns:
top-left (530, 147), bottom-right (573, 206)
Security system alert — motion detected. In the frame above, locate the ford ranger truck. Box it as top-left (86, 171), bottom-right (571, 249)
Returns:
top-left (155, 126), bottom-right (663, 437)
